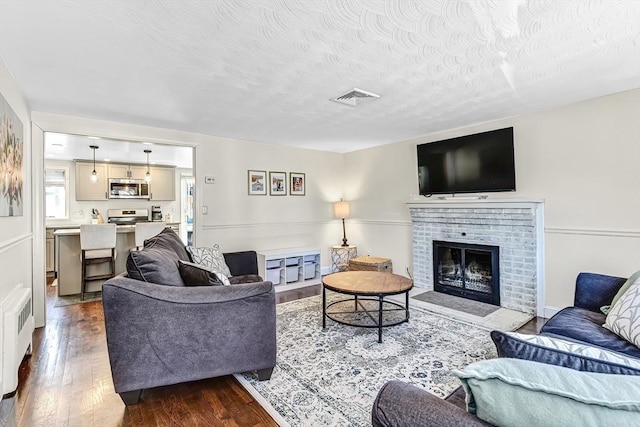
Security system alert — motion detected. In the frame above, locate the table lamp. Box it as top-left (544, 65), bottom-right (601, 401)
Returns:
top-left (333, 198), bottom-right (350, 247)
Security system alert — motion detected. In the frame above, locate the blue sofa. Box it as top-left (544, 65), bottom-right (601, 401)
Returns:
top-left (372, 272), bottom-right (639, 426)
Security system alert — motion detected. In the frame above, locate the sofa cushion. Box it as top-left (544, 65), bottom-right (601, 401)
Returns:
top-left (540, 307), bottom-right (640, 358)
top-left (126, 228), bottom-right (189, 287)
top-left (492, 331), bottom-right (640, 375)
top-left (604, 276), bottom-right (640, 347)
top-left (229, 274), bottom-right (264, 285)
top-left (178, 260), bottom-right (225, 286)
top-left (454, 358), bottom-right (640, 427)
top-left (601, 269), bottom-right (640, 314)
top-left (186, 246), bottom-right (232, 277)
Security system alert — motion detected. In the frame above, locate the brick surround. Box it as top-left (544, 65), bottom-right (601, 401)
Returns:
top-left (408, 200), bottom-right (544, 315)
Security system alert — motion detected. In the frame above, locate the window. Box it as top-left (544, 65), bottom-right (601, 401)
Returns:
top-left (45, 168), bottom-right (68, 219)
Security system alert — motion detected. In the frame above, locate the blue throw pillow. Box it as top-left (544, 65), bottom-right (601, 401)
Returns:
top-left (491, 331), bottom-right (640, 376)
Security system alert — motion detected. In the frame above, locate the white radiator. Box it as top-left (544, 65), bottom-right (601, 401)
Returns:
top-left (2, 286), bottom-right (34, 395)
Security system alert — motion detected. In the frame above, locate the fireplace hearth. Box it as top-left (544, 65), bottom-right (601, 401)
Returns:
top-left (433, 241), bottom-right (500, 306)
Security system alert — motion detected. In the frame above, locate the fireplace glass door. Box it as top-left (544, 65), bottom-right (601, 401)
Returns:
top-left (433, 241), bottom-right (500, 306)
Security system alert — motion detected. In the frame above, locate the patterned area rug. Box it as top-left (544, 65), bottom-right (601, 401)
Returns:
top-left (54, 291), bottom-right (102, 307)
top-left (237, 294), bottom-right (498, 426)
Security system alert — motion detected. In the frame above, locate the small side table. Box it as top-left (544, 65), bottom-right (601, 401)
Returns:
top-left (331, 245), bottom-right (357, 273)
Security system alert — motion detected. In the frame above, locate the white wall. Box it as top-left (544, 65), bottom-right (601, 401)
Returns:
top-left (44, 159), bottom-right (189, 226)
top-left (31, 112), bottom-right (346, 272)
top-left (344, 89), bottom-right (640, 311)
top-left (0, 58), bottom-right (34, 394)
top-left (196, 136), bottom-right (345, 264)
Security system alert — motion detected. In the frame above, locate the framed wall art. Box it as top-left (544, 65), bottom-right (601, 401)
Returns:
top-left (0, 93), bottom-right (24, 217)
top-left (269, 171), bottom-right (287, 196)
top-left (290, 172), bottom-right (305, 196)
top-left (248, 170), bottom-right (267, 195)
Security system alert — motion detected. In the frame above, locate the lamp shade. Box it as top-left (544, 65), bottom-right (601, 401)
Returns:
top-left (333, 200), bottom-right (350, 219)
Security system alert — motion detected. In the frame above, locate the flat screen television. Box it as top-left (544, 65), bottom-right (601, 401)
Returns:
top-left (417, 127), bottom-right (515, 195)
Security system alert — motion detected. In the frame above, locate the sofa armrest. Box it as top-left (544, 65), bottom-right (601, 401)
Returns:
top-left (574, 272), bottom-right (626, 311)
top-left (372, 380), bottom-right (491, 427)
top-left (223, 250), bottom-right (259, 276)
top-left (102, 276), bottom-right (276, 394)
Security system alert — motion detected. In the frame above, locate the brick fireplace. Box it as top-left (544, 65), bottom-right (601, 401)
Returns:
top-left (408, 199), bottom-right (544, 316)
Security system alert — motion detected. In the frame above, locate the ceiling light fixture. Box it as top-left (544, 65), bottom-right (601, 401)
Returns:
top-left (144, 149), bottom-right (152, 183)
top-left (90, 145), bottom-right (99, 183)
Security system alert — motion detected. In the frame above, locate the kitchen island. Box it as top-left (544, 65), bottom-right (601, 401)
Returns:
top-left (54, 226), bottom-right (136, 296)
top-left (54, 223), bottom-right (180, 296)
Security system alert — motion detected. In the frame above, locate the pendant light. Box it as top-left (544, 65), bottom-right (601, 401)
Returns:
top-left (144, 149), bottom-right (152, 182)
top-left (89, 145), bottom-right (99, 183)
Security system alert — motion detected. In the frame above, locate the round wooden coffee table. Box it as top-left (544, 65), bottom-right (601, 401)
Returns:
top-left (322, 271), bottom-right (413, 343)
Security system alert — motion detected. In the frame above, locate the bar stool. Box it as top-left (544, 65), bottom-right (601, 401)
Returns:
top-left (134, 222), bottom-right (166, 251)
top-left (80, 224), bottom-right (117, 300)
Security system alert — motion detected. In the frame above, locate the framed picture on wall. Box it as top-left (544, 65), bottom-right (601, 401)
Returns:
top-left (248, 170), bottom-right (267, 195)
top-left (269, 171), bottom-right (287, 196)
top-left (290, 172), bottom-right (305, 196)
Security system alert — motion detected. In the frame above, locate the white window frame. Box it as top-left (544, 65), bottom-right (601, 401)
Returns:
top-left (44, 166), bottom-right (70, 220)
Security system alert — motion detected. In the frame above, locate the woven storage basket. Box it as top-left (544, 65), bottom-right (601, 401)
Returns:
top-left (348, 256), bottom-right (392, 273)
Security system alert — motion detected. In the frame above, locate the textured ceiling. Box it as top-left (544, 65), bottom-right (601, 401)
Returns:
top-left (1, 0), bottom-right (639, 153)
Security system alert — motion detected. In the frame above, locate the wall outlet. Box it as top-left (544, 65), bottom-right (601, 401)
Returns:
top-left (204, 176), bottom-right (215, 184)
top-left (202, 206), bottom-right (208, 215)
top-left (72, 210), bottom-right (84, 219)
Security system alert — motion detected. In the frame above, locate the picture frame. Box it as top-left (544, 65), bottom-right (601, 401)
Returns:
top-left (247, 170), bottom-right (267, 195)
top-left (290, 172), bottom-right (305, 196)
top-left (269, 171), bottom-right (287, 196)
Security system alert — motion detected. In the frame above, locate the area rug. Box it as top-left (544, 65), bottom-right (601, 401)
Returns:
top-left (412, 291), bottom-right (500, 317)
top-left (54, 291), bottom-right (102, 307)
top-left (236, 294), bottom-right (498, 426)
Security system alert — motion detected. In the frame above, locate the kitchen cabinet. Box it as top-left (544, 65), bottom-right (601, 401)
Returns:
top-left (149, 166), bottom-right (175, 201)
top-left (46, 229), bottom-right (55, 273)
top-left (108, 164), bottom-right (148, 180)
top-left (75, 162), bottom-right (108, 200)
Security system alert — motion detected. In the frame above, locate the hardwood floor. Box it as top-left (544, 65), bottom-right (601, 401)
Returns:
top-left (1, 281), bottom-right (544, 426)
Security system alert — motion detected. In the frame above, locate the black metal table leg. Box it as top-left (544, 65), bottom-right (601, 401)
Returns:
top-left (406, 290), bottom-right (410, 322)
top-left (378, 295), bottom-right (383, 343)
top-left (355, 295), bottom-right (358, 311)
top-left (322, 285), bottom-right (326, 329)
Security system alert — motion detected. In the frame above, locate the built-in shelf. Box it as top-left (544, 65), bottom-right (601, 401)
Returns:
top-left (257, 248), bottom-right (321, 293)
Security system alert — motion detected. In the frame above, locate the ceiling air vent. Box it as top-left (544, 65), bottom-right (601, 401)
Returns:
top-left (330, 88), bottom-right (380, 107)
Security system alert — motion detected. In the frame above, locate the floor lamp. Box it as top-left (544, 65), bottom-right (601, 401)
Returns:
top-left (333, 199), bottom-right (350, 247)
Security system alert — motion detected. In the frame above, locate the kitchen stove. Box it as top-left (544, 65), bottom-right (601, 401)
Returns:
top-left (107, 209), bottom-right (150, 225)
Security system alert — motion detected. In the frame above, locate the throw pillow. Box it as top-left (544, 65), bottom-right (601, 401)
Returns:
top-left (491, 331), bottom-right (640, 375)
top-left (127, 245), bottom-right (185, 286)
top-left (601, 269), bottom-right (640, 314)
top-left (186, 246), bottom-right (232, 278)
top-left (454, 358), bottom-right (640, 427)
top-left (603, 276), bottom-right (640, 347)
top-left (178, 260), bottom-right (224, 286)
top-left (144, 228), bottom-right (191, 262)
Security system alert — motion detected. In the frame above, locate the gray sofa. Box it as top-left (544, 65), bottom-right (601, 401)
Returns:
top-left (372, 272), bottom-right (638, 426)
top-left (102, 228), bottom-right (276, 405)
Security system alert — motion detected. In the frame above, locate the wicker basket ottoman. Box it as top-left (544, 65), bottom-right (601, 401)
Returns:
top-left (348, 256), bottom-right (393, 273)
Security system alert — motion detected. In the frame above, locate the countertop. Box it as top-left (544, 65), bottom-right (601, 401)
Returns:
top-left (52, 222), bottom-right (180, 236)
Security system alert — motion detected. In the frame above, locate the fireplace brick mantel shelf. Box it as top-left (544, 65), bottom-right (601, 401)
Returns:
top-left (407, 198), bottom-right (544, 316)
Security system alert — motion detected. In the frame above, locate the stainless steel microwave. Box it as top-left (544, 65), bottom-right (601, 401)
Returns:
top-left (108, 179), bottom-right (150, 199)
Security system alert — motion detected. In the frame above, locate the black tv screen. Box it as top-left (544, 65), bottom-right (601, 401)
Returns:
top-left (417, 127), bottom-right (515, 195)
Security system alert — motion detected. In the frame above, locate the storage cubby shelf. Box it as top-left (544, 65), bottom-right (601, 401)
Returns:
top-left (257, 248), bottom-right (321, 293)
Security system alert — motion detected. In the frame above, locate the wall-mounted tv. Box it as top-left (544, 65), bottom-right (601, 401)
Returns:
top-left (417, 127), bottom-right (515, 195)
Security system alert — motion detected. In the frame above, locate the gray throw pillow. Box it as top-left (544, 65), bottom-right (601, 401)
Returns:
top-left (178, 260), bottom-right (224, 286)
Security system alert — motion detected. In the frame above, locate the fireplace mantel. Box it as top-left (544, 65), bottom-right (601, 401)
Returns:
top-left (408, 199), bottom-right (545, 316)
top-left (407, 197), bottom-right (544, 210)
